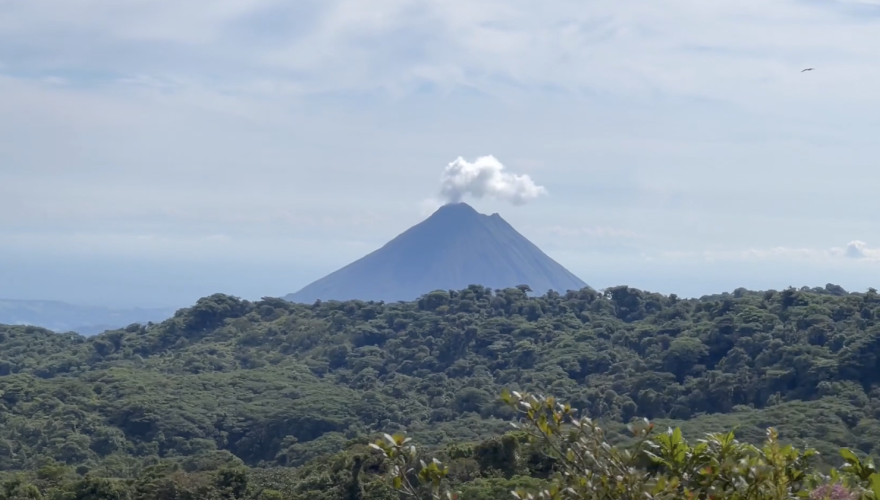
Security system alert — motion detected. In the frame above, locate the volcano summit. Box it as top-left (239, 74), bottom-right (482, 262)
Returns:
top-left (284, 203), bottom-right (588, 303)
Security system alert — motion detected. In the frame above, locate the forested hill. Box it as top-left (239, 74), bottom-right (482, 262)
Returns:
top-left (1, 284), bottom-right (879, 480)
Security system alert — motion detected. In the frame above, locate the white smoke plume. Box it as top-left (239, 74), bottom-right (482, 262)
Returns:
top-left (439, 155), bottom-right (547, 205)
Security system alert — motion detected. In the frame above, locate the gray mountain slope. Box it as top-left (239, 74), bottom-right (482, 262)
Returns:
top-left (284, 203), bottom-right (588, 303)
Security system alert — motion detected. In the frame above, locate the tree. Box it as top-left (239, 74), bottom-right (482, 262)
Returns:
top-left (663, 337), bottom-right (708, 381)
top-left (378, 390), bottom-right (880, 500)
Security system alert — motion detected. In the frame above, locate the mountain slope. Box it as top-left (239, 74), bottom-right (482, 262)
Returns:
top-left (0, 299), bottom-right (175, 336)
top-left (285, 203), bottom-right (587, 303)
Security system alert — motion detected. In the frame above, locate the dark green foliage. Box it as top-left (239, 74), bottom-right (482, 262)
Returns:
top-left (1, 284), bottom-right (880, 499)
top-left (376, 391), bottom-right (880, 500)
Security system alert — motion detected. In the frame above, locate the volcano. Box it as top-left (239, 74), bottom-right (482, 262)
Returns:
top-left (284, 203), bottom-right (588, 303)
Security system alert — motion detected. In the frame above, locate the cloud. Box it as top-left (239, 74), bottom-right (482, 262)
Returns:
top-left (541, 225), bottom-right (642, 239)
top-left (0, 231), bottom-right (374, 264)
top-left (741, 247), bottom-right (826, 260)
top-left (3, 0), bottom-right (880, 108)
top-left (836, 240), bottom-right (880, 261)
top-left (3, 0), bottom-right (880, 306)
top-left (666, 241), bottom-right (880, 263)
top-left (438, 155), bottom-right (547, 205)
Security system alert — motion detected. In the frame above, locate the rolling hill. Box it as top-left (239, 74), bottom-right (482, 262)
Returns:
top-left (0, 299), bottom-right (175, 336)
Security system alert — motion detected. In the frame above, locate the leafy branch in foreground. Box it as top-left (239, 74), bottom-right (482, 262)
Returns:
top-left (377, 390), bottom-right (880, 500)
top-left (369, 433), bottom-right (457, 500)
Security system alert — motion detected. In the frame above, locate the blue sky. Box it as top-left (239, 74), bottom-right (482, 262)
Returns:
top-left (2, 0), bottom-right (880, 307)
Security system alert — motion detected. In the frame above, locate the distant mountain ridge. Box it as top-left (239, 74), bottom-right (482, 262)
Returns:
top-left (0, 299), bottom-right (175, 336)
top-left (284, 202), bottom-right (588, 303)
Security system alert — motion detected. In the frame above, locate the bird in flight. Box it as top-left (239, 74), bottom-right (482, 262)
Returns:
top-left (801, 68), bottom-right (814, 72)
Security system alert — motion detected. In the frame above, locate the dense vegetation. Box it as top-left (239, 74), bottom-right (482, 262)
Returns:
top-left (376, 390), bottom-right (880, 500)
top-left (1, 284), bottom-right (879, 499)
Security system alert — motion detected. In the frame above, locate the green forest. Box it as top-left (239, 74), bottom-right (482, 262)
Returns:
top-left (1, 284), bottom-right (879, 499)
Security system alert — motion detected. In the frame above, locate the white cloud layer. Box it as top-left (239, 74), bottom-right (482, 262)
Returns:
top-left (541, 225), bottom-right (642, 239)
top-left (3, 0), bottom-right (880, 305)
top-left (669, 241), bottom-right (880, 263)
top-left (439, 155), bottom-right (546, 205)
top-left (3, 0), bottom-right (880, 107)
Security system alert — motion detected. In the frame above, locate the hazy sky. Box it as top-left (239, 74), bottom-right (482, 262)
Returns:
top-left (2, 0), bottom-right (880, 307)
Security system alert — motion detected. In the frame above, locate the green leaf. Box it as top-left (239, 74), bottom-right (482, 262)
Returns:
top-left (672, 427), bottom-right (683, 444)
top-left (501, 389), bottom-right (512, 403)
top-left (840, 448), bottom-right (858, 462)
top-left (870, 473), bottom-right (880, 500)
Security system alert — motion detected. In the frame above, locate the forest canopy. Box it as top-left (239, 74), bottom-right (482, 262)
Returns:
top-left (1, 284), bottom-right (879, 498)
